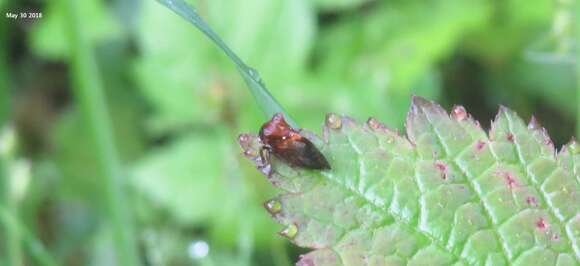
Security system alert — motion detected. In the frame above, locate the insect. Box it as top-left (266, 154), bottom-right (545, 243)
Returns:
top-left (259, 113), bottom-right (331, 170)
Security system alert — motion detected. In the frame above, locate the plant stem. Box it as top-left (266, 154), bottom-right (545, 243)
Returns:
top-left (0, 156), bottom-right (23, 266)
top-left (63, 0), bottom-right (140, 265)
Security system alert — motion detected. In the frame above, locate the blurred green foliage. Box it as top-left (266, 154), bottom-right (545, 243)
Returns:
top-left (2, 0), bottom-right (578, 265)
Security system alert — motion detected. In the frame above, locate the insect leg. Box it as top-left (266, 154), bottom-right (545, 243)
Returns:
top-left (259, 145), bottom-right (272, 167)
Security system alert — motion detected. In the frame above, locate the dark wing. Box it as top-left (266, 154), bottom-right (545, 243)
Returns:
top-left (274, 137), bottom-right (331, 170)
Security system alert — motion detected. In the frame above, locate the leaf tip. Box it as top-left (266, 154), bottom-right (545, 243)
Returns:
top-left (325, 113), bottom-right (342, 129)
top-left (451, 105), bottom-right (468, 121)
top-left (496, 105), bottom-right (516, 120)
top-left (527, 115), bottom-right (541, 130)
top-left (565, 138), bottom-right (579, 154)
top-left (297, 255), bottom-right (315, 266)
top-left (410, 95), bottom-right (430, 108)
top-left (366, 117), bottom-right (384, 130)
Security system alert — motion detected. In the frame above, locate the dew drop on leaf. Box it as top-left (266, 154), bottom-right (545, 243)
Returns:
top-left (279, 223), bottom-right (298, 239)
top-left (264, 199), bottom-right (282, 214)
top-left (246, 67), bottom-right (264, 85)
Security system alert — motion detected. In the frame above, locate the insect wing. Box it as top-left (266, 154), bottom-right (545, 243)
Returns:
top-left (275, 137), bottom-right (330, 170)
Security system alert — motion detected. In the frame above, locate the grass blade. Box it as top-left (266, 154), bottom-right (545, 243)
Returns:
top-left (64, 0), bottom-right (140, 265)
top-left (0, 206), bottom-right (58, 266)
top-left (156, 0), bottom-right (298, 128)
top-left (0, 5), bottom-right (22, 264)
top-left (0, 132), bottom-right (23, 266)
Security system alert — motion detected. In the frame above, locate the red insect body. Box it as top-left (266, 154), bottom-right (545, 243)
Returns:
top-left (259, 113), bottom-right (331, 170)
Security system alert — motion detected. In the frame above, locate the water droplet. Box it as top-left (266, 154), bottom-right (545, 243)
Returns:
top-left (451, 106), bottom-right (467, 121)
top-left (247, 67), bottom-right (264, 85)
top-left (238, 133), bottom-right (251, 144)
top-left (325, 113), bottom-right (342, 129)
top-left (187, 240), bottom-right (209, 259)
top-left (279, 223), bottom-right (298, 239)
top-left (264, 199), bottom-right (282, 214)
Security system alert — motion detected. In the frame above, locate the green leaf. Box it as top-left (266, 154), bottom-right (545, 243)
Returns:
top-left (29, 0), bottom-right (122, 59)
top-left (313, 0), bottom-right (488, 127)
top-left (132, 132), bottom-right (227, 224)
top-left (131, 130), bottom-right (279, 248)
top-left (240, 96), bottom-right (580, 265)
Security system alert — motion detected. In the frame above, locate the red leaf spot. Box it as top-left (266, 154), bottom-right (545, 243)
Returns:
top-left (475, 140), bottom-right (486, 151)
top-left (503, 172), bottom-right (518, 189)
top-left (526, 196), bottom-right (538, 207)
top-left (536, 218), bottom-right (548, 230)
top-left (552, 234), bottom-right (560, 241)
top-left (434, 161), bottom-right (448, 180)
top-left (506, 133), bottom-right (514, 142)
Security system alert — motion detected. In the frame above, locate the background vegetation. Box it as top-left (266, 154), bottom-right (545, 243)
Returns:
top-left (1, 0), bottom-right (578, 265)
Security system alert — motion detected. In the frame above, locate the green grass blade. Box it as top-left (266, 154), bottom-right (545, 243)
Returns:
top-left (156, 0), bottom-right (298, 128)
top-left (64, 0), bottom-right (140, 265)
top-left (0, 5), bottom-right (22, 264)
top-left (0, 136), bottom-right (23, 266)
top-left (0, 206), bottom-right (58, 266)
